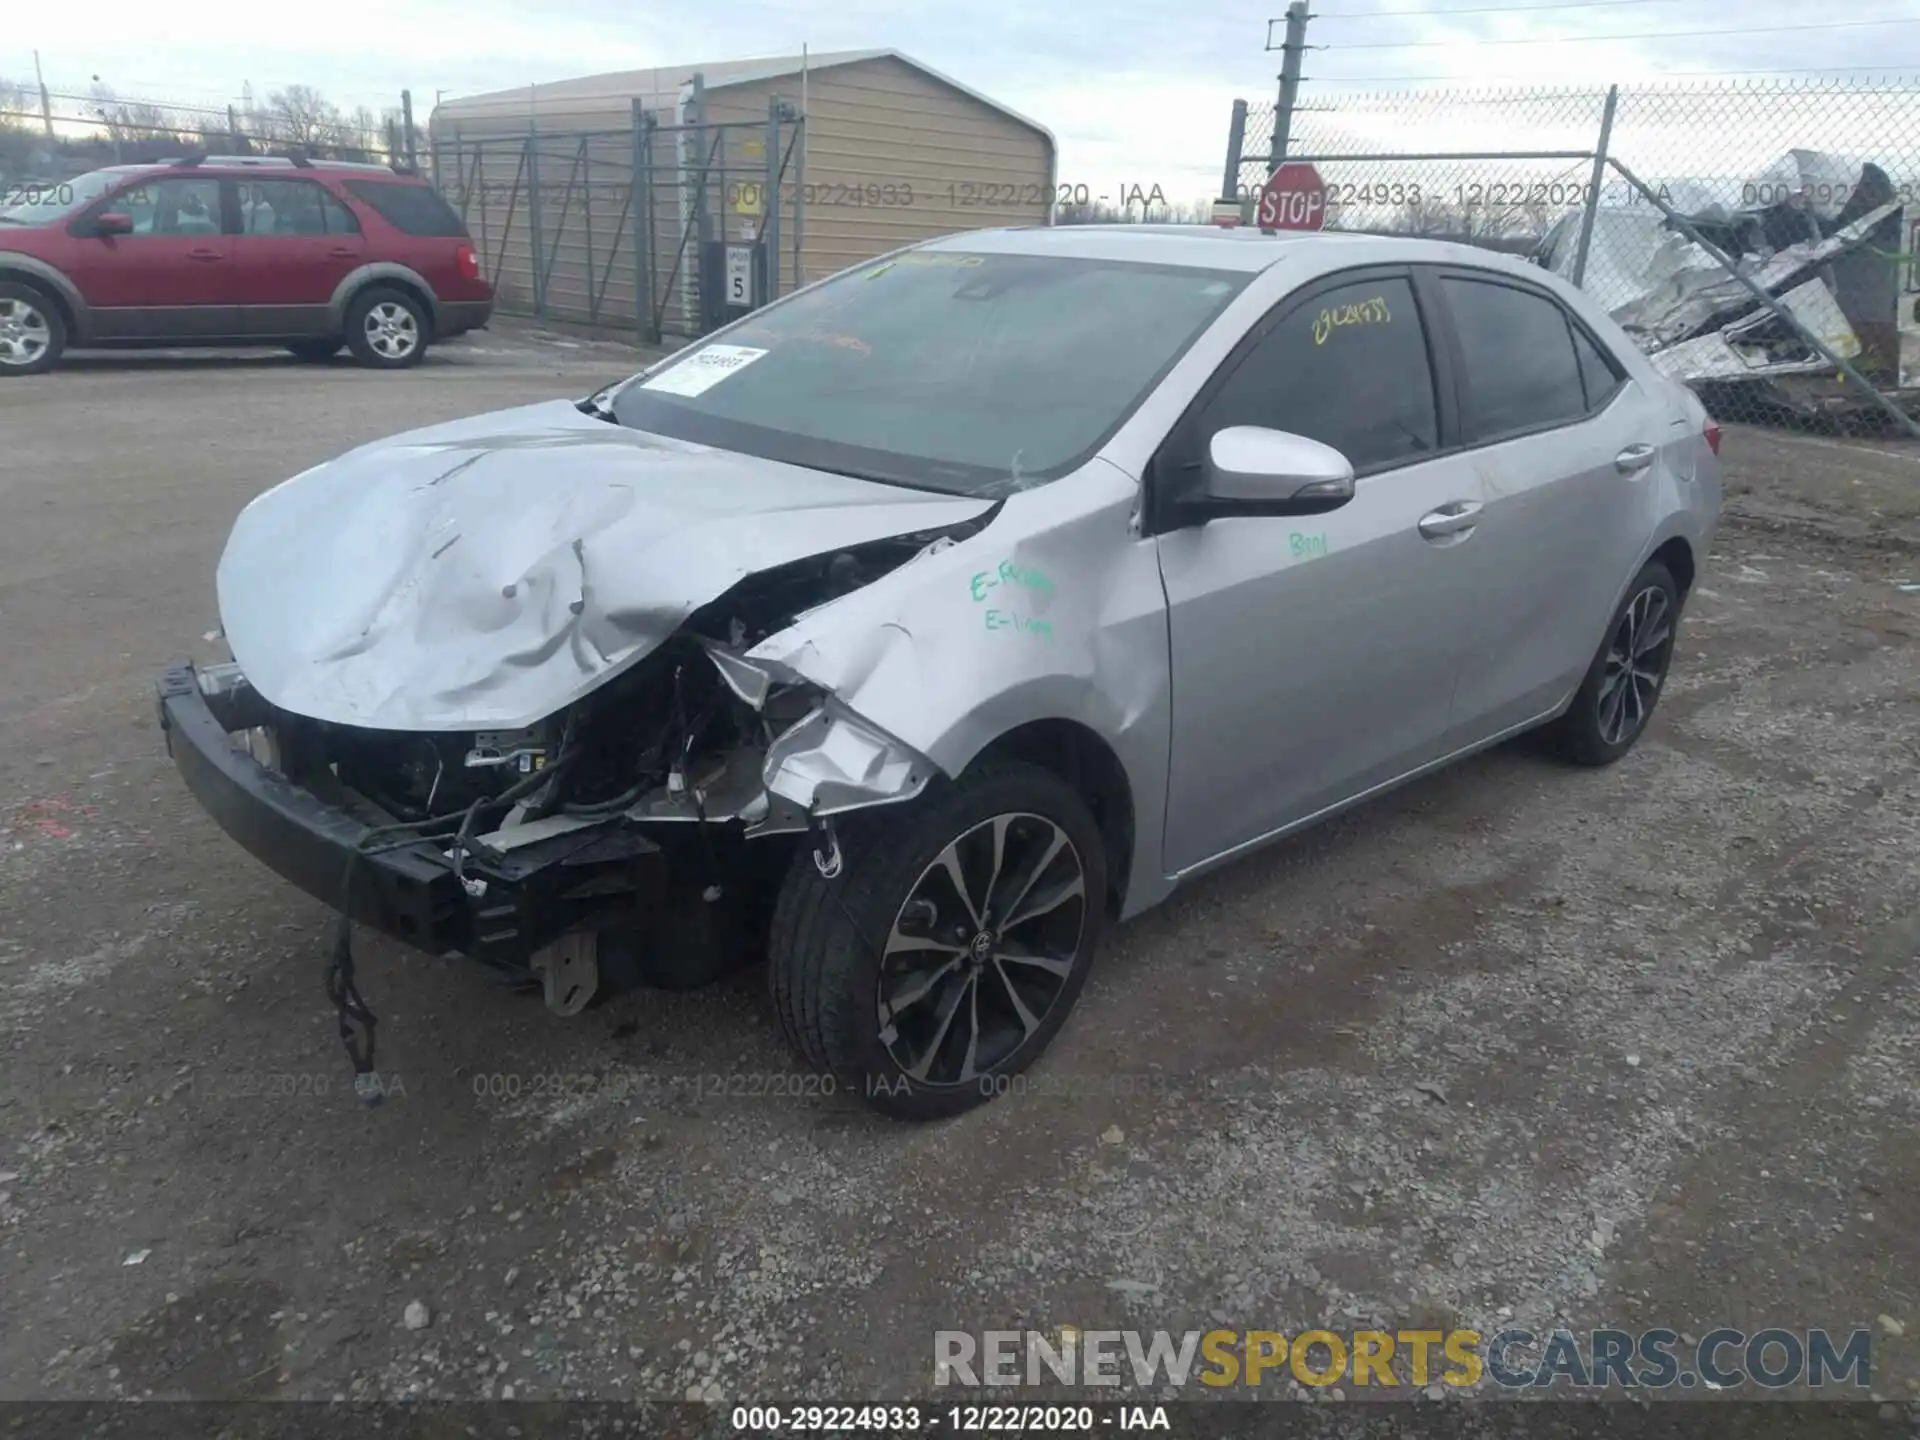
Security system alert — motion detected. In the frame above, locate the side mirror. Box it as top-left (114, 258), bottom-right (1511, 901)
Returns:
top-left (93, 212), bottom-right (134, 236)
top-left (1199, 426), bottom-right (1356, 517)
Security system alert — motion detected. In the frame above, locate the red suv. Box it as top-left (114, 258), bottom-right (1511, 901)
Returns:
top-left (0, 154), bottom-right (493, 376)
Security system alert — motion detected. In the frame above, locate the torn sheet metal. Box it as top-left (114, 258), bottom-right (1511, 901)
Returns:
top-left (1616, 199), bottom-right (1903, 351)
top-left (760, 703), bottom-right (935, 818)
top-left (1648, 277), bottom-right (1863, 382)
top-left (1900, 211), bottom-right (1920, 391)
top-left (215, 399), bottom-right (993, 731)
top-left (1552, 145), bottom-right (1906, 363)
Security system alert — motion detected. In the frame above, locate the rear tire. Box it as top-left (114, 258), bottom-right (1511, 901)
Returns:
top-left (287, 338), bottom-right (343, 362)
top-left (0, 282), bottom-right (65, 376)
top-left (769, 761), bottom-right (1107, 1121)
top-left (1545, 560), bottom-right (1681, 766)
top-left (344, 286), bottom-right (429, 369)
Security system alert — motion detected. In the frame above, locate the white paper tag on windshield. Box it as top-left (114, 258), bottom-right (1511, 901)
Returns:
top-left (641, 344), bottom-right (768, 397)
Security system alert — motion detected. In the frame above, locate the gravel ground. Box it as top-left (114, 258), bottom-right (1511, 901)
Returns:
top-left (0, 332), bottom-right (1916, 1407)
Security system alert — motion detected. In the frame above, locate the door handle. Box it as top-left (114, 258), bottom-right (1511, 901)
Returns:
top-left (187, 248), bottom-right (222, 261)
top-left (328, 246), bottom-right (358, 258)
top-left (1615, 443), bottom-right (1656, 474)
top-left (1418, 500), bottom-right (1482, 540)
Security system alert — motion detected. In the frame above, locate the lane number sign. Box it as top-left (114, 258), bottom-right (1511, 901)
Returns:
top-left (725, 245), bottom-right (752, 307)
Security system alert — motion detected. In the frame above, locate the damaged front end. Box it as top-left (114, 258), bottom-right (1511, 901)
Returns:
top-left (156, 522), bottom-right (970, 1024)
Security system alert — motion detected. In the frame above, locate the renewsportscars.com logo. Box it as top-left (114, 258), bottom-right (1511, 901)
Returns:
top-left (933, 1327), bottom-right (1874, 1391)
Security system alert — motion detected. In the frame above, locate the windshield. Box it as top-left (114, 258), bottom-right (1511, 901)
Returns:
top-left (608, 251), bottom-right (1249, 495)
top-left (0, 169), bottom-right (142, 226)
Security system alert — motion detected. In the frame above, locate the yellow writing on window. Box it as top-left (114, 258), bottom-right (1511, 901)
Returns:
top-left (1313, 295), bottom-right (1391, 346)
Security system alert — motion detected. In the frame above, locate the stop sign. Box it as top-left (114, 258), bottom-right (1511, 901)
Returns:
top-left (1257, 163), bottom-right (1328, 232)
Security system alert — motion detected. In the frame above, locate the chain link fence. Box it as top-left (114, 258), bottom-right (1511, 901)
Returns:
top-left (434, 99), bottom-right (804, 344)
top-left (1223, 78), bottom-right (1920, 438)
top-left (1, 83), bottom-right (419, 190)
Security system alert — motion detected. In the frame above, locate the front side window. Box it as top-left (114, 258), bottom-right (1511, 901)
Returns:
top-left (240, 180), bottom-right (360, 236)
top-left (112, 178), bottom-right (224, 236)
top-left (608, 252), bottom-right (1250, 495)
top-left (1443, 276), bottom-right (1588, 439)
top-left (1197, 275), bottom-right (1438, 474)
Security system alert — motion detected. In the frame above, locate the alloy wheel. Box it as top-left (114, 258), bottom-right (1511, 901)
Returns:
top-left (364, 302), bottom-right (419, 360)
top-left (1597, 584), bottom-right (1673, 746)
top-left (0, 298), bottom-right (50, 368)
top-left (875, 812), bottom-right (1088, 1088)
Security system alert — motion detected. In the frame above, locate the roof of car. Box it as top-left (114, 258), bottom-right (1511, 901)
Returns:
top-left (915, 224), bottom-right (1551, 280)
top-left (134, 156), bottom-right (425, 179)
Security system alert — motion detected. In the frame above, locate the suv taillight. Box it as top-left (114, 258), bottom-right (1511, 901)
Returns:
top-left (456, 243), bottom-right (480, 280)
top-left (1703, 420), bottom-right (1722, 456)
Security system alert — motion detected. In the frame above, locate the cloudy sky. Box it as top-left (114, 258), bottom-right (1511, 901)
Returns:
top-left (6, 0), bottom-right (1916, 200)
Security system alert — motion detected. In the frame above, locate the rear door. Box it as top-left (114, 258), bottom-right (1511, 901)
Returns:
top-left (1428, 268), bottom-right (1668, 741)
top-left (1154, 268), bottom-right (1493, 874)
top-left (228, 178), bottom-right (366, 337)
top-left (63, 175), bottom-right (239, 339)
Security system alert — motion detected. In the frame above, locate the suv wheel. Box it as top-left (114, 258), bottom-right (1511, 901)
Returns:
top-left (769, 761), bottom-right (1107, 1121)
top-left (0, 283), bottom-right (65, 376)
top-left (344, 287), bottom-right (428, 369)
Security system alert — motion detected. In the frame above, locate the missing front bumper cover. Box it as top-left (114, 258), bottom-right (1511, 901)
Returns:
top-left (156, 664), bottom-right (666, 968)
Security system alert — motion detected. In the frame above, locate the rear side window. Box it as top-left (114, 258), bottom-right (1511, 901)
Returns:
top-left (1199, 275), bottom-right (1438, 474)
top-left (1442, 276), bottom-right (1587, 439)
top-left (240, 179), bottom-right (360, 236)
top-left (340, 180), bottom-right (468, 237)
top-left (1572, 323), bottom-right (1625, 410)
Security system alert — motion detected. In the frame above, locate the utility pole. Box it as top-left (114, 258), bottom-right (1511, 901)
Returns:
top-left (1265, 2), bottom-right (1311, 175)
top-left (33, 50), bottom-right (54, 138)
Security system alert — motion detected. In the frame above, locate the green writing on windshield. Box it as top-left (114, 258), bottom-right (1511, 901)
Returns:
top-left (1289, 531), bottom-right (1329, 559)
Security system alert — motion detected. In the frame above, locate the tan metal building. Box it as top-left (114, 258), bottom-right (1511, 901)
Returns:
top-left (430, 50), bottom-right (1056, 338)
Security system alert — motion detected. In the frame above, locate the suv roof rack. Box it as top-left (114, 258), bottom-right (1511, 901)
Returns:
top-left (164, 152), bottom-right (334, 172)
top-left (159, 152), bottom-right (420, 176)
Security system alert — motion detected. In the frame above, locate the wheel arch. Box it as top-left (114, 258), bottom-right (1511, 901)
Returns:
top-left (330, 263), bottom-right (439, 336)
top-left (1649, 534), bottom-right (1695, 599)
top-left (961, 717), bottom-right (1136, 919)
top-left (0, 256), bottom-right (90, 344)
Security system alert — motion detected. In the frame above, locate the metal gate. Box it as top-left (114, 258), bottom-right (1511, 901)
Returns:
top-left (433, 90), bottom-right (805, 344)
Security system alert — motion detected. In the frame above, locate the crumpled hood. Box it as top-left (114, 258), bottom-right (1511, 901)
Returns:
top-left (217, 399), bottom-right (992, 731)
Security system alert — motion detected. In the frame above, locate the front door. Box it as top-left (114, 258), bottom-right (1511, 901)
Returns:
top-left (64, 176), bottom-right (239, 339)
top-left (1154, 270), bottom-right (1492, 875)
top-left (229, 178), bottom-right (367, 337)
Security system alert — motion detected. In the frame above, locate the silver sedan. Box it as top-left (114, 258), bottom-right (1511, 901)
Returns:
top-left (164, 225), bottom-right (1722, 1119)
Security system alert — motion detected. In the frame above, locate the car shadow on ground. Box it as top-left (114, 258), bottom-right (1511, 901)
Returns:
top-left (54, 350), bottom-right (466, 372)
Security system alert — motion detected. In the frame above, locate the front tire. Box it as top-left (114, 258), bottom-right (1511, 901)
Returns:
top-left (344, 287), bottom-right (429, 369)
top-left (0, 282), bottom-right (65, 376)
top-left (769, 762), bottom-right (1107, 1121)
top-left (1546, 560), bottom-right (1681, 766)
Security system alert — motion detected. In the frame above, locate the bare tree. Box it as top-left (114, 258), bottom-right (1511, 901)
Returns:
top-left (0, 75), bottom-right (39, 176)
top-left (263, 84), bottom-right (344, 149)
top-left (88, 85), bottom-right (185, 146)
top-left (1382, 194), bottom-right (1553, 244)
